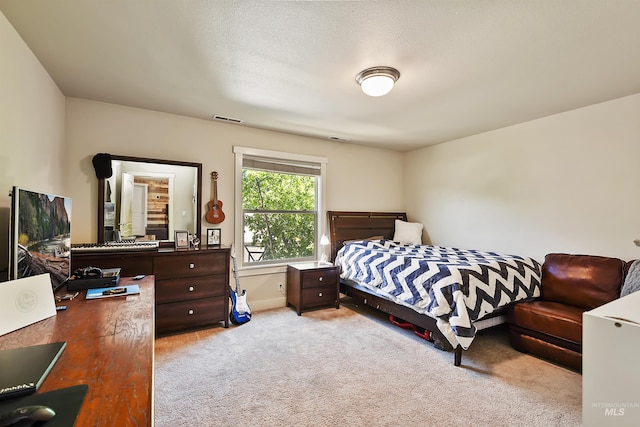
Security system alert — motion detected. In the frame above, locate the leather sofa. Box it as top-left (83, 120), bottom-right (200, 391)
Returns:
top-left (507, 253), bottom-right (630, 371)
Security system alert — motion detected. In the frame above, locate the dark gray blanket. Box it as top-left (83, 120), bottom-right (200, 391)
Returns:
top-left (621, 259), bottom-right (640, 297)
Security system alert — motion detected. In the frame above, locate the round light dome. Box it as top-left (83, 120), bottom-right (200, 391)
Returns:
top-left (355, 67), bottom-right (400, 97)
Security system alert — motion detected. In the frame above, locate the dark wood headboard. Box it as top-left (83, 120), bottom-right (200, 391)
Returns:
top-left (327, 211), bottom-right (407, 261)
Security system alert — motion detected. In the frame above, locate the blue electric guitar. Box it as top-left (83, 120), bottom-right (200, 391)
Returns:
top-left (230, 245), bottom-right (251, 325)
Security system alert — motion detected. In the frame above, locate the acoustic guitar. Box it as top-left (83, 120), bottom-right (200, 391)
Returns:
top-left (229, 245), bottom-right (251, 325)
top-left (206, 171), bottom-right (225, 224)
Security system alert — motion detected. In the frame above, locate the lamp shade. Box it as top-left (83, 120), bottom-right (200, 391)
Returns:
top-left (319, 234), bottom-right (330, 263)
top-left (356, 66), bottom-right (400, 97)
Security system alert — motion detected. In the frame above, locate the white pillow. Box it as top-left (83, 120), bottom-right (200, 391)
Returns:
top-left (393, 220), bottom-right (423, 245)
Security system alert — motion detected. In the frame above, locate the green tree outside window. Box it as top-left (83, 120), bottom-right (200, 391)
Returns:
top-left (242, 169), bottom-right (317, 262)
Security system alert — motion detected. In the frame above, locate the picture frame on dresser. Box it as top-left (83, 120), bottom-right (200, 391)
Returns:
top-left (175, 230), bottom-right (190, 249)
top-left (207, 228), bottom-right (221, 246)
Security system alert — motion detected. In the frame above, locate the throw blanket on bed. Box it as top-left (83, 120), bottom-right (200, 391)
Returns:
top-left (335, 240), bottom-right (542, 349)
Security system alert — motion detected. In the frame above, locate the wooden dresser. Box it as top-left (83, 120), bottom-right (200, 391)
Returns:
top-left (153, 248), bottom-right (230, 333)
top-left (72, 246), bottom-right (230, 334)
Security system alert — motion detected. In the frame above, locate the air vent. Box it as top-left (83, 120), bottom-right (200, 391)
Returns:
top-left (328, 136), bottom-right (348, 142)
top-left (212, 115), bottom-right (243, 124)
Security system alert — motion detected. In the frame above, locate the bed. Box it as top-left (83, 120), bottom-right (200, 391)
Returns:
top-left (328, 211), bottom-right (542, 366)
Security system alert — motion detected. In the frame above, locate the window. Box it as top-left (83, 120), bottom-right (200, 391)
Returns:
top-left (234, 147), bottom-right (327, 268)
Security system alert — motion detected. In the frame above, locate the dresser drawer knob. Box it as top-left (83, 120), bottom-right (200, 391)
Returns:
top-left (319, 277), bottom-right (323, 282)
top-left (189, 263), bottom-right (195, 269)
top-left (188, 286), bottom-right (195, 292)
top-left (188, 309), bottom-right (194, 315)
top-left (318, 292), bottom-right (323, 297)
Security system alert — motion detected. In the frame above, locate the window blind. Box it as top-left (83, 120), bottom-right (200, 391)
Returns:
top-left (242, 156), bottom-right (321, 176)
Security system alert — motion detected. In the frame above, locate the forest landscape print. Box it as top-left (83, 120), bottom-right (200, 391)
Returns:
top-left (14, 188), bottom-right (71, 288)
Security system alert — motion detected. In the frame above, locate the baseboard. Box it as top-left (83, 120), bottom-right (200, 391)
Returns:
top-left (248, 296), bottom-right (287, 313)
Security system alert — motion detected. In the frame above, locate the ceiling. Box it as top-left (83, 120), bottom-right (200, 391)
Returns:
top-left (2, 1), bottom-right (640, 152)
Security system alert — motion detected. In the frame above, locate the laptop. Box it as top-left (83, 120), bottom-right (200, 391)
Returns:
top-left (0, 274), bottom-right (57, 337)
top-left (0, 341), bottom-right (66, 400)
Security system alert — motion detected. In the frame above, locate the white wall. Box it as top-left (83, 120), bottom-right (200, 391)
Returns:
top-left (0, 12), bottom-right (66, 279)
top-left (405, 93), bottom-right (640, 263)
top-left (65, 98), bottom-right (404, 309)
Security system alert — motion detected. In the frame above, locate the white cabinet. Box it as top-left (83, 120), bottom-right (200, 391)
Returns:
top-left (583, 291), bottom-right (640, 426)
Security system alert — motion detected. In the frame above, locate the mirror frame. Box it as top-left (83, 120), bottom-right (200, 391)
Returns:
top-left (97, 155), bottom-right (203, 244)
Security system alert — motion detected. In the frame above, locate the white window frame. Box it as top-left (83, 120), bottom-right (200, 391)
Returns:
top-left (233, 146), bottom-right (327, 273)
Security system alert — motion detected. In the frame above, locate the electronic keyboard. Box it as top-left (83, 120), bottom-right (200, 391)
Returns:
top-left (71, 240), bottom-right (159, 252)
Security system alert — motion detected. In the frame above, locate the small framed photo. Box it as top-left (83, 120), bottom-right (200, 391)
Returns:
top-left (207, 228), bottom-right (221, 246)
top-left (175, 230), bottom-right (190, 250)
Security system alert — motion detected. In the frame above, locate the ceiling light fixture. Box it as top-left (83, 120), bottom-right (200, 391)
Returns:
top-left (355, 66), bottom-right (400, 97)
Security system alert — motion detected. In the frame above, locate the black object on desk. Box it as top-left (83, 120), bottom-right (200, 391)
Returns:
top-left (67, 268), bottom-right (121, 291)
top-left (0, 342), bottom-right (66, 401)
top-left (0, 385), bottom-right (88, 427)
top-left (0, 405), bottom-right (55, 426)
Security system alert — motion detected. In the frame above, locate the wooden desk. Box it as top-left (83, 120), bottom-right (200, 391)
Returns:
top-left (0, 276), bottom-right (154, 426)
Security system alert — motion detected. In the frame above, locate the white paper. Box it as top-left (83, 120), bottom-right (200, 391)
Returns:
top-left (0, 274), bottom-right (57, 336)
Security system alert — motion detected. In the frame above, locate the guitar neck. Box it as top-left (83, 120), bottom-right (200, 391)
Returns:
top-left (232, 255), bottom-right (241, 293)
top-left (210, 172), bottom-right (220, 205)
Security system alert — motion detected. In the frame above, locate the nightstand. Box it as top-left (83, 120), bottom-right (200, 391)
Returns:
top-left (286, 262), bottom-right (340, 315)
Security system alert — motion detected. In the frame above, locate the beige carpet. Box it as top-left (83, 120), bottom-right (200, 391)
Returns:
top-left (154, 299), bottom-right (582, 426)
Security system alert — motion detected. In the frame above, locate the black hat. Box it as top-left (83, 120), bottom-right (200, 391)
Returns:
top-left (92, 153), bottom-right (112, 179)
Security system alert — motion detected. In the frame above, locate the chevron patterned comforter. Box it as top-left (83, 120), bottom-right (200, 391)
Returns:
top-left (335, 240), bottom-right (542, 349)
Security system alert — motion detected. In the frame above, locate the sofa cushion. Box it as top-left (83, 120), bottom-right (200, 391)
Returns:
top-left (508, 300), bottom-right (583, 344)
top-left (541, 253), bottom-right (623, 310)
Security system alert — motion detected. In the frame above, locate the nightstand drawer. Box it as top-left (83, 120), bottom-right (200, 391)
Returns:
top-left (156, 297), bottom-right (226, 333)
top-left (302, 286), bottom-right (337, 307)
top-left (301, 269), bottom-right (338, 288)
top-left (155, 274), bottom-right (226, 304)
top-left (154, 251), bottom-right (227, 279)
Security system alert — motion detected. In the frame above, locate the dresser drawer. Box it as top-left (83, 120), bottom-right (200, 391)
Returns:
top-left (156, 297), bottom-right (226, 334)
top-left (153, 251), bottom-right (227, 279)
top-left (301, 269), bottom-right (338, 289)
top-left (302, 286), bottom-right (337, 308)
top-left (71, 253), bottom-right (154, 277)
top-left (155, 275), bottom-right (227, 304)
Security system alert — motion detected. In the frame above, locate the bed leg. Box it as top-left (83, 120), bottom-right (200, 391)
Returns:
top-left (454, 346), bottom-right (462, 366)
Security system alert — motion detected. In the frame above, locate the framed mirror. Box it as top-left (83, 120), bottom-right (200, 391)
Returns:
top-left (97, 155), bottom-right (202, 244)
